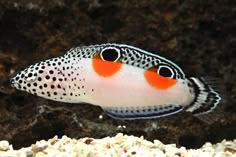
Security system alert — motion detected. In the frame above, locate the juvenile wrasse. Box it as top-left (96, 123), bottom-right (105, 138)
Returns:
top-left (10, 44), bottom-right (221, 120)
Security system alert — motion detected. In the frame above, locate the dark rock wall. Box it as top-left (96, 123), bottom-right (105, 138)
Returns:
top-left (0, 0), bottom-right (235, 149)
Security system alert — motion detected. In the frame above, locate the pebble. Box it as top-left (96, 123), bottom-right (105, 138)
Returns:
top-left (0, 133), bottom-right (235, 157)
top-left (0, 140), bottom-right (9, 151)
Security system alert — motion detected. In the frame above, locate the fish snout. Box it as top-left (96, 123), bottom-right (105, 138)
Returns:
top-left (10, 76), bottom-right (18, 88)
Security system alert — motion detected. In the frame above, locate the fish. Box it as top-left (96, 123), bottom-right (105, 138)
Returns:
top-left (10, 43), bottom-right (221, 120)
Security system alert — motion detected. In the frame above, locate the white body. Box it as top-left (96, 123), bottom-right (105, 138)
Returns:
top-left (37, 58), bottom-right (194, 108)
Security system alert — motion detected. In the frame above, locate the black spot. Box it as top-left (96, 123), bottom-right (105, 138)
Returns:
top-left (101, 48), bottom-right (120, 62)
top-left (27, 83), bottom-right (31, 87)
top-left (44, 84), bottom-right (47, 88)
top-left (32, 89), bottom-right (36, 92)
top-left (39, 70), bottom-right (44, 74)
top-left (52, 77), bottom-right (56, 81)
top-left (63, 93), bottom-right (66, 96)
top-left (46, 75), bottom-right (50, 80)
top-left (70, 93), bottom-right (73, 96)
top-left (57, 84), bottom-right (61, 88)
top-left (39, 86), bottom-right (43, 89)
top-left (33, 83), bottom-right (37, 87)
top-left (27, 73), bottom-right (33, 77)
top-left (47, 91), bottom-right (51, 97)
top-left (51, 85), bottom-right (55, 89)
top-left (41, 66), bottom-right (45, 69)
top-left (54, 92), bottom-right (57, 95)
top-left (23, 86), bottom-right (27, 90)
top-left (58, 62), bottom-right (61, 65)
top-left (38, 77), bottom-right (42, 81)
top-left (15, 77), bottom-right (19, 81)
top-left (158, 66), bottom-right (173, 78)
top-left (49, 70), bottom-right (54, 74)
top-left (19, 80), bottom-right (23, 84)
top-left (41, 92), bottom-right (45, 95)
top-left (59, 78), bottom-right (63, 81)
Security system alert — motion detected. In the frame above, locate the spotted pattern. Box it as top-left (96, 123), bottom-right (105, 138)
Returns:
top-left (11, 55), bottom-right (95, 102)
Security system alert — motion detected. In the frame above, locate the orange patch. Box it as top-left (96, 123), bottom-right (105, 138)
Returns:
top-left (92, 58), bottom-right (122, 77)
top-left (144, 69), bottom-right (176, 89)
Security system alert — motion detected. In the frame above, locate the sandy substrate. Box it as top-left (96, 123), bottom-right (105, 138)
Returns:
top-left (0, 133), bottom-right (235, 157)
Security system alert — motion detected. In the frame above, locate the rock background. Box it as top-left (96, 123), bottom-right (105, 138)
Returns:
top-left (0, 0), bottom-right (235, 150)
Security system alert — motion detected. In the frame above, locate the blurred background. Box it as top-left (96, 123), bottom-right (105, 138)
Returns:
top-left (0, 0), bottom-right (235, 149)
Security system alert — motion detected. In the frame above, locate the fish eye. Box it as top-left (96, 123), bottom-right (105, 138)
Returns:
top-left (100, 47), bottom-right (120, 62)
top-left (157, 65), bottom-right (174, 78)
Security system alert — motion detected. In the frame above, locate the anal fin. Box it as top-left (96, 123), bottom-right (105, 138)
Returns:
top-left (102, 105), bottom-right (183, 120)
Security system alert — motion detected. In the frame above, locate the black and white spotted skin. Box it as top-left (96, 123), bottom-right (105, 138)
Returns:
top-left (10, 44), bottom-right (221, 120)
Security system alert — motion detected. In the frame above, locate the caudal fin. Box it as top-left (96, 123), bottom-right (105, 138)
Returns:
top-left (185, 77), bottom-right (221, 116)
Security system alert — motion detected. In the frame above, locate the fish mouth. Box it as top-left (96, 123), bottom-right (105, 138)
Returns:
top-left (10, 77), bottom-right (18, 88)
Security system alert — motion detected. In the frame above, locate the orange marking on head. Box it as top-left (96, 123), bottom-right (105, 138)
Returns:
top-left (92, 58), bottom-right (122, 77)
top-left (144, 69), bottom-right (176, 89)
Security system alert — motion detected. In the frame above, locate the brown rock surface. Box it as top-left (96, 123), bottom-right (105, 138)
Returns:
top-left (0, 0), bottom-right (235, 150)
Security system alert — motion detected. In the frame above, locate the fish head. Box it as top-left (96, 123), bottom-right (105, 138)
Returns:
top-left (11, 64), bottom-right (41, 92)
top-left (10, 56), bottom-right (73, 99)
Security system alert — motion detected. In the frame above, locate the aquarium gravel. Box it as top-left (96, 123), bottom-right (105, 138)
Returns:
top-left (0, 133), bottom-right (235, 157)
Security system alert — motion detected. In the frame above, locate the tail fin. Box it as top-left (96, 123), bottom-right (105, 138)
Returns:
top-left (185, 77), bottom-right (221, 116)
